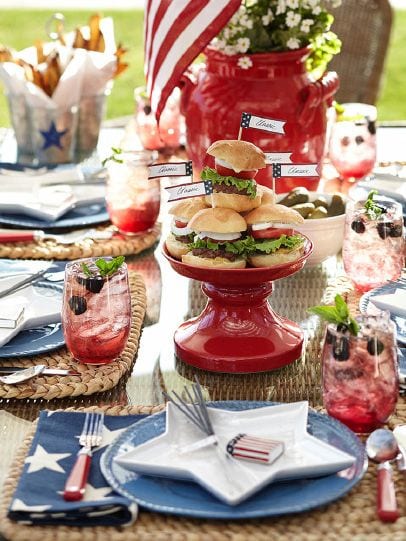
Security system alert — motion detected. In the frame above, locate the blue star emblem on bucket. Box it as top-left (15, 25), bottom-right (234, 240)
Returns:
top-left (40, 121), bottom-right (68, 150)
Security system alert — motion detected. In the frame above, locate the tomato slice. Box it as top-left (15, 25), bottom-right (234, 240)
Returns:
top-left (251, 227), bottom-right (294, 239)
top-left (174, 219), bottom-right (188, 228)
top-left (215, 164), bottom-right (257, 180)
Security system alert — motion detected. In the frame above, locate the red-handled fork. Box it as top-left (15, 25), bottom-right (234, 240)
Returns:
top-left (63, 412), bottom-right (104, 502)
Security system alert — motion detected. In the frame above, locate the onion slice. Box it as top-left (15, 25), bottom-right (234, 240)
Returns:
top-left (251, 221), bottom-right (294, 231)
top-left (196, 231), bottom-right (242, 241)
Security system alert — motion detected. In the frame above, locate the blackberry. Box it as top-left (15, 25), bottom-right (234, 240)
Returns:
top-left (341, 136), bottom-right (350, 146)
top-left (351, 219), bottom-right (365, 234)
top-left (68, 295), bottom-right (87, 315)
top-left (332, 336), bottom-right (350, 361)
top-left (143, 105), bottom-right (152, 115)
top-left (367, 120), bottom-right (376, 135)
top-left (377, 222), bottom-right (392, 239)
top-left (389, 224), bottom-right (403, 238)
top-left (337, 323), bottom-right (349, 333)
top-left (326, 329), bottom-right (334, 344)
top-left (355, 135), bottom-right (365, 145)
top-left (367, 338), bottom-right (384, 356)
top-left (76, 275), bottom-right (105, 293)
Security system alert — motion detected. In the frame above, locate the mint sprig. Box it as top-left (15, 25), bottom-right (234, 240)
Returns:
top-left (308, 294), bottom-right (359, 336)
top-left (102, 147), bottom-right (124, 166)
top-left (201, 166), bottom-right (257, 199)
top-left (81, 256), bottom-right (125, 278)
top-left (364, 190), bottom-right (383, 220)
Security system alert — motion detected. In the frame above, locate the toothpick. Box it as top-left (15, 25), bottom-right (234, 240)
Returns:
top-left (237, 126), bottom-right (243, 140)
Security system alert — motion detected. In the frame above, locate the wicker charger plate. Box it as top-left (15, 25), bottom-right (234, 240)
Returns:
top-left (0, 403), bottom-right (405, 541)
top-left (0, 271), bottom-right (146, 400)
top-left (0, 223), bottom-right (161, 260)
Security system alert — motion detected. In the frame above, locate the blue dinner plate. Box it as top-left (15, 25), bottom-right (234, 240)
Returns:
top-left (0, 260), bottom-right (65, 358)
top-left (101, 401), bottom-right (367, 520)
top-left (359, 279), bottom-right (406, 344)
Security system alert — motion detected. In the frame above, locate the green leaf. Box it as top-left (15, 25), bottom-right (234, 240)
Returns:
top-left (308, 294), bottom-right (359, 336)
top-left (102, 147), bottom-right (124, 167)
top-left (201, 167), bottom-right (257, 199)
top-left (81, 262), bottom-right (93, 277)
top-left (250, 234), bottom-right (303, 255)
top-left (364, 190), bottom-right (383, 220)
top-left (308, 306), bottom-right (340, 324)
top-left (95, 256), bottom-right (125, 277)
top-left (334, 294), bottom-right (349, 320)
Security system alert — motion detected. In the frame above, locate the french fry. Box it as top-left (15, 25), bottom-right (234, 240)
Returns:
top-left (114, 61), bottom-right (129, 78)
top-left (97, 32), bottom-right (105, 53)
top-left (44, 52), bottom-right (61, 96)
top-left (88, 14), bottom-right (102, 51)
top-left (0, 44), bottom-right (14, 62)
top-left (72, 27), bottom-right (88, 50)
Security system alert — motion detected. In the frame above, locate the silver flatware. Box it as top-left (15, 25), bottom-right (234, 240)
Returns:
top-left (63, 412), bottom-right (104, 501)
top-left (0, 365), bottom-right (80, 377)
top-left (0, 268), bottom-right (48, 299)
top-left (0, 365), bottom-right (45, 384)
top-left (0, 228), bottom-right (114, 245)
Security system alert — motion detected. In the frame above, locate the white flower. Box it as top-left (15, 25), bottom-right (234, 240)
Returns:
top-left (237, 37), bottom-right (250, 53)
top-left (286, 0), bottom-right (299, 8)
top-left (276, 0), bottom-right (287, 15)
top-left (224, 45), bottom-right (237, 56)
top-left (262, 9), bottom-right (274, 26)
top-left (237, 56), bottom-right (253, 70)
top-left (307, 0), bottom-right (320, 7)
top-left (330, 0), bottom-right (342, 7)
top-left (286, 11), bottom-right (301, 28)
top-left (286, 37), bottom-right (300, 49)
top-left (300, 18), bottom-right (314, 33)
top-left (214, 39), bottom-right (226, 50)
top-left (312, 6), bottom-right (322, 15)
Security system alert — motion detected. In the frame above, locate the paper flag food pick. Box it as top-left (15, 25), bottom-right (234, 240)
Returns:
top-left (148, 161), bottom-right (193, 179)
top-left (226, 434), bottom-right (284, 465)
top-left (264, 152), bottom-right (293, 164)
top-left (272, 163), bottom-right (319, 178)
top-left (165, 180), bottom-right (213, 202)
top-left (240, 112), bottom-right (286, 135)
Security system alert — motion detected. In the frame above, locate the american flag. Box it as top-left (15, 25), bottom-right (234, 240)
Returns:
top-left (144, 0), bottom-right (241, 121)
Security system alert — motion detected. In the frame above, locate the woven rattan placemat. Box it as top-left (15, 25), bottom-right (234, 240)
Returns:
top-left (0, 271), bottom-right (146, 400)
top-left (0, 403), bottom-right (405, 541)
top-left (0, 224), bottom-right (161, 260)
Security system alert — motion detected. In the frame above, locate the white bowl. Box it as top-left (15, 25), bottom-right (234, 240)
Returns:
top-left (277, 192), bottom-right (346, 266)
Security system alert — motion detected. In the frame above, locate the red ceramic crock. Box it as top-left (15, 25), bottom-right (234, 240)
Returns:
top-left (180, 47), bottom-right (339, 193)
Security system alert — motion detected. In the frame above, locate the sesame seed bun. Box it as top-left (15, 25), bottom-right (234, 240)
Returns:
top-left (207, 139), bottom-right (266, 172)
top-left (245, 204), bottom-right (304, 226)
top-left (188, 207), bottom-right (247, 233)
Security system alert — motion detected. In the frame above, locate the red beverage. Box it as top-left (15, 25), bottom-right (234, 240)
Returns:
top-left (62, 258), bottom-right (131, 364)
top-left (322, 314), bottom-right (398, 433)
top-left (106, 151), bottom-right (160, 234)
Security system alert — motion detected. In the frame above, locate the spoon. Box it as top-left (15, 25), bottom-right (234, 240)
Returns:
top-left (366, 428), bottom-right (400, 523)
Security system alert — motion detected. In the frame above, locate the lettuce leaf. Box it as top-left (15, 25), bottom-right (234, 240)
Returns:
top-left (250, 234), bottom-right (304, 254)
top-left (201, 167), bottom-right (257, 199)
top-left (189, 234), bottom-right (303, 257)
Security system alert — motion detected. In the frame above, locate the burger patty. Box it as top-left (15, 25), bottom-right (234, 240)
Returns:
top-left (212, 183), bottom-right (250, 196)
top-left (192, 248), bottom-right (237, 261)
top-left (174, 234), bottom-right (192, 244)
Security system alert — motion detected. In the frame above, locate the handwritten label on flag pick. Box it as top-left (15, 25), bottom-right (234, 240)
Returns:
top-left (165, 180), bottom-right (213, 202)
top-left (240, 112), bottom-right (286, 135)
top-left (148, 161), bottom-right (193, 179)
top-left (272, 163), bottom-right (319, 178)
top-left (264, 152), bottom-right (293, 164)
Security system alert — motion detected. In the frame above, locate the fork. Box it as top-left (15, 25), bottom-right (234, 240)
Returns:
top-left (0, 228), bottom-right (114, 245)
top-left (63, 412), bottom-right (104, 502)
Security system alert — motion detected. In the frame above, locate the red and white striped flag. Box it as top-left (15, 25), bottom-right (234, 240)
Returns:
top-left (144, 0), bottom-right (241, 121)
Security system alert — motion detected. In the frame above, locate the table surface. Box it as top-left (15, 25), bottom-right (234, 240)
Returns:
top-left (0, 122), bottom-right (405, 540)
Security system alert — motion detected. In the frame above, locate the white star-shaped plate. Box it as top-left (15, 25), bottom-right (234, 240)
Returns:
top-left (114, 401), bottom-right (355, 506)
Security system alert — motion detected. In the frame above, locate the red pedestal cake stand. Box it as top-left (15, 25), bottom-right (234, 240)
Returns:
top-left (163, 237), bottom-right (313, 373)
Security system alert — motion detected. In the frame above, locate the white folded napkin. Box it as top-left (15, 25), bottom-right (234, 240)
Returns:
top-left (370, 289), bottom-right (406, 318)
top-left (0, 275), bottom-right (62, 347)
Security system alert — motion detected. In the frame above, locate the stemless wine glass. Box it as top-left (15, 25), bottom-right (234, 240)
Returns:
top-left (106, 150), bottom-right (161, 234)
top-left (342, 194), bottom-right (404, 292)
top-left (322, 313), bottom-right (398, 434)
top-left (328, 103), bottom-right (377, 184)
top-left (62, 258), bottom-right (131, 364)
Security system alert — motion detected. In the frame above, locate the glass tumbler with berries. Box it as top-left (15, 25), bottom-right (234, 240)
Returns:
top-left (62, 256), bottom-right (131, 365)
top-left (328, 103), bottom-right (377, 186)
top-left (310, 295), bottom-right (398, 434)
top-left (342, 190), bottom-right (404, 292)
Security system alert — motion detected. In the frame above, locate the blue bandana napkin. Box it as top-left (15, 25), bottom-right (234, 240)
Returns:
top-left (8, 411), bottom-right (146, 527)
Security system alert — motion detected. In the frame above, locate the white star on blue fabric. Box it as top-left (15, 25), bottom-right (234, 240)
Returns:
top-left (10, 498), bottom-right (52, 513)
top-left (40, 121), bottom-right (68, 150)
top-left (25, 444), bottom-right (70, 474)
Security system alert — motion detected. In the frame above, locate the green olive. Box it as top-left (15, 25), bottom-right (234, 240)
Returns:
top-left (279, 187), bottom-right (309, 207)
top-left (327, 194), bottom-right (346, 217)
top-left (291, 202), bottom-right (315, 218)
top-left (313, 196), bottom-right (328, 209)
top-left (307, 206), bottom-right (328, 219)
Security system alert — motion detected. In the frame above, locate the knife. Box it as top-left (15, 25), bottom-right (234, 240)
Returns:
top-left (0, 366), bottom-right (80, 376)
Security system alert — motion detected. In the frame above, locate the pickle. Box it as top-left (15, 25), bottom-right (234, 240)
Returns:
top-left (279, 187), bottom-right (309, 207)
top-left (313, 196), bottom-right (328, 209)
top-left (327, 194), bottom-right (346, 216)
top-left (291, 202), bottom-right (315, 218)
top-left (308, 206), bottom-right (328, 219)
